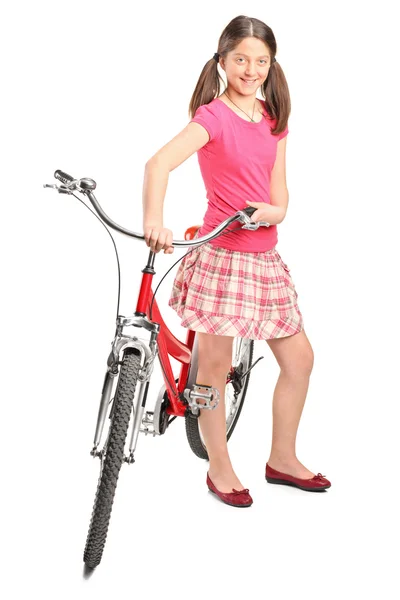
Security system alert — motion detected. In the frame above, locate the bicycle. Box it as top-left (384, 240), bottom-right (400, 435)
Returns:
top-left (44, 169), bottom-right (270, 569)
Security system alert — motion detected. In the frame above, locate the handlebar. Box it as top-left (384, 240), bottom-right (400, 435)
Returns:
top-left (44, 169), bottom-right (271, 248)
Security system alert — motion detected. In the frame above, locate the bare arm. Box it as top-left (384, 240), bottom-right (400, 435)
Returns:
top-left (269, 136), bottom-right (289, 223)
top-left (142, 122), bottom-right (210, 254)
top-left (245, 136), bottom-right (289, 226)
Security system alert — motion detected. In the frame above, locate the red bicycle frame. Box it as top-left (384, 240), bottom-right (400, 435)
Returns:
top-left (134, 226), bottom-right (200, 418)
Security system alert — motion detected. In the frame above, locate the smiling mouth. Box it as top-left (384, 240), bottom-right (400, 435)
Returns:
top-left (241, 78), bottom-right (257, 85)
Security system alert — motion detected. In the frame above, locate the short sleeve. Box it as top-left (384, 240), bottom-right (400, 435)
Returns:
top-left (190, 102), bottom-right (222, 142)
top-left (277, 124), bottom-right (289, 141)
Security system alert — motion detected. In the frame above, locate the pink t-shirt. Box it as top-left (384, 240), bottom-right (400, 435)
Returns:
top-left (190, 97), bottom-right (288, 252)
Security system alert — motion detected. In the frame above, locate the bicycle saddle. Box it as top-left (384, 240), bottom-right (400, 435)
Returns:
top-left (184, 225), bottom-right (202, 240)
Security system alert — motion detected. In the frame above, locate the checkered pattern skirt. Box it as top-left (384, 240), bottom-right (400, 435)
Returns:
top-left (168, 235), bottom-right (304, 340)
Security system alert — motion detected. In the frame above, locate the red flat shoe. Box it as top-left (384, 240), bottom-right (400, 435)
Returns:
top-left (206, 472), bottom-right (253, 507)
top-left (265, 463), bottom-right (331, 491)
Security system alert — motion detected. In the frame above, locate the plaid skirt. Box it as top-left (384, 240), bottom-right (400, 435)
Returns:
top-left (168, 235), bottom-right (304, 340)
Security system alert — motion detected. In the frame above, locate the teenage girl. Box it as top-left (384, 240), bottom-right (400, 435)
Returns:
top-left (142, 15), bottom-right (331, 507)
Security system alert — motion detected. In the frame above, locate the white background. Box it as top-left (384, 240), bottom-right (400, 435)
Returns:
top-left (1, 0), bottom-right (399, 597)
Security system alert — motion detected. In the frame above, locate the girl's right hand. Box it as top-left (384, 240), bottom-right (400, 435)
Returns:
top-left (143, 225), bottom-right (174, 254)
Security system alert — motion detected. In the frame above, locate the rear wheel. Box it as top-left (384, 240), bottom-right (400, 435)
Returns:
top-left (185, 336), bottom-right (254, 459)
top-left (83, 348), bottom-right (141, 569)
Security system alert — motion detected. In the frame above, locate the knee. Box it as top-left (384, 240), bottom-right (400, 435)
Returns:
top-left (283, 347), bottom-right (314, 378)
top-left (197, 333), bottom-right (233, 376)
top-left (303, 348), bottom-right (314, 375)
top-left (198, 353), bottom-right (231, 376)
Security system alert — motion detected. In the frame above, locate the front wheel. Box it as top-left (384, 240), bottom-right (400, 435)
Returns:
top-left (83, 348), bottom-right (141, 569)
top-left (185, 335), bottom-right (254, 459)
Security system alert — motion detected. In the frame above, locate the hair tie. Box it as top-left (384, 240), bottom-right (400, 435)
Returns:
top-left (272, 57), bottom-right (277, 63)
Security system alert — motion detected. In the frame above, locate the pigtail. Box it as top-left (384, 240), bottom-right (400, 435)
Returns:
top-left (261, 60), bottom-right (291, 136)
top-left (189, 57), bottom-right (225, 118)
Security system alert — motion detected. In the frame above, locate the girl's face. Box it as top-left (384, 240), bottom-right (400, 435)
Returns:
top-left (220, 37), bottom-right (272, 95)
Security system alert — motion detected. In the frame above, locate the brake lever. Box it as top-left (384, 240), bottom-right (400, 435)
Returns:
top-left (43, 181), bottom-right (77, 194)
top-left (236, 210), bottom-right (270, 230)
top-left (242, 221), bottom-right (270, 230)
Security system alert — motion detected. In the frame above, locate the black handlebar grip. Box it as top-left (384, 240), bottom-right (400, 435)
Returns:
top-left (54, 169), bottom-right (75, 185)
top-left (242, 206), bottom-right (257, 217)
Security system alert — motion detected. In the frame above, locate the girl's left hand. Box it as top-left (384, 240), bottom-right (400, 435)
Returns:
top-left (245, 200), bottom-right (284, 226)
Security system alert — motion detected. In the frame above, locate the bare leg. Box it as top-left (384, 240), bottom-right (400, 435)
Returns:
top-left (195, 332), bottom-right (246, 493)
top-left (265, 329), bottom-right (317, 479)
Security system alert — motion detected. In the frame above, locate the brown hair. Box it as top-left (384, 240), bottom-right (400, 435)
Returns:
top-left (188, 15), bottom-right (290, 136)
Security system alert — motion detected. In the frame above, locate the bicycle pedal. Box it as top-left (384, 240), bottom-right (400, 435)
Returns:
top-left (183, 383), bottom-right (220, 414)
